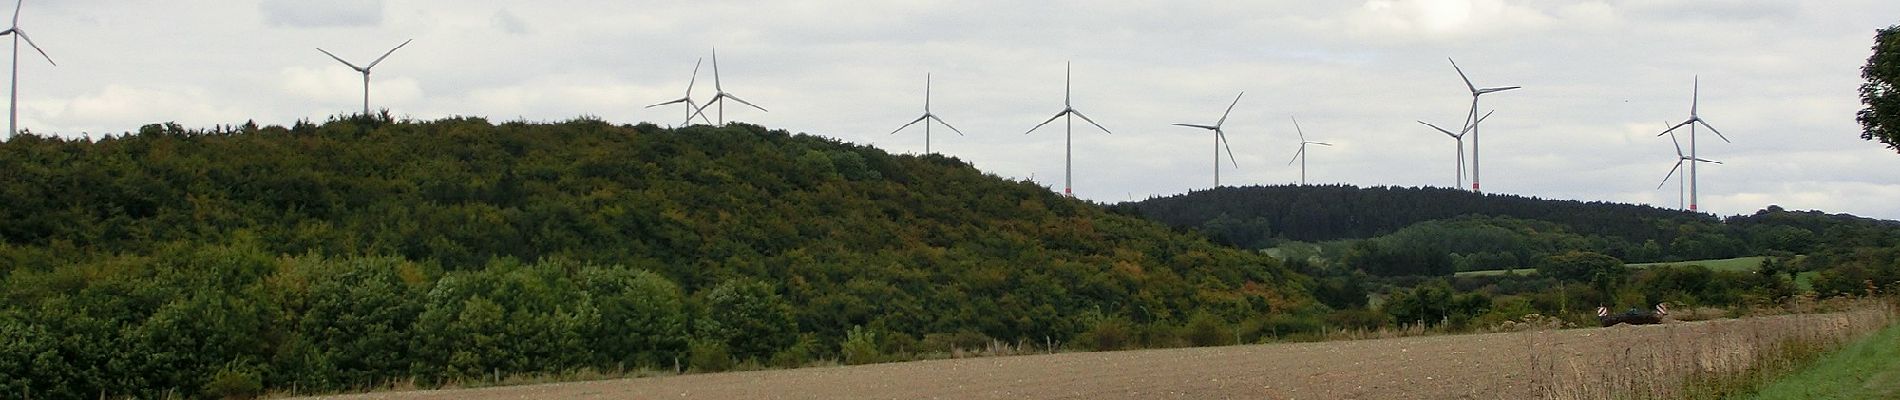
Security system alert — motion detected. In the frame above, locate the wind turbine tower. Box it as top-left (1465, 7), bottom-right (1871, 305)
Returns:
top-left (1173, 91), bottom-right (1243, 188)
top-left (1286, 116), bottom-right (1332, 185)
top-left (1025, 62), bottom-right (1114, 197)
top-left (1658, 129), bottom-right (1721, 211)
top-left (2, 0), bottom-right (54, 140)
top-left (889, 73), bottom-right (966, 154)
top-left (691, 47), bottom-right (768, 125)
top-left (1447, 58), bottom-right (1520, 193)
top-left (1655, 76), bottom-right (1730, 212)
top-left (646, 58), bottom-right (713, 126)
top-left (317, 39), bottom-right (413, 117)
top-left (1418, 110), bottom-right (1491, 189)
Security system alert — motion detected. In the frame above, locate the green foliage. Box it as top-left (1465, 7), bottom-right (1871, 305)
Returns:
top-left (1861, 25), bottom-right (1900, 153)
top-left (1074, 317), bottom-right (1136, 351)
top-left (1383, 279), bottom-right (1491, 328)
top-left (203, 362), bottom-right (263, 400)
top-left (0, 119), bottom-right (1316, 396)
top-left (1179, 311), bottom-right (1235, 347)
top-left (696, 278), bottom-right (798, 363)
top-left (686, 339), bottom-right (734, 373)
top-left (839, 325), bottom-right (883, 365)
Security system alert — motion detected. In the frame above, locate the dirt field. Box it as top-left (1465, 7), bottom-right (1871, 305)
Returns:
top-left (299, 311), bottom-right (1889, 400)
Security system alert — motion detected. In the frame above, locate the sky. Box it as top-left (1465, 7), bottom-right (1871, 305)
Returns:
top-left (10, 0), bottom-right (1900, 220)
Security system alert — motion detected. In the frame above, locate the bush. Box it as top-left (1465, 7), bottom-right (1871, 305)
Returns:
top-left (687, 339), bottom-right (735, 373)
top-left (920, 331), bottom-right (992, 354)
top-left (1073, 317), bottom-right (1135, 351)
top-left (840, 325), bottom-right (883, 365)
top-left (1179, 312), bottom-right (1235, 347)
top-left (203, 363), bottom-right (263, 399)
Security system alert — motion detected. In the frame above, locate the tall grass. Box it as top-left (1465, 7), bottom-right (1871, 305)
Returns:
top-left (1526, 298), bottom-right (1897, 399)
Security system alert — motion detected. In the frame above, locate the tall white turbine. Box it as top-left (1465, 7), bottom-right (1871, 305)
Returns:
top-left (2, 0), bottom-right (54, 140)
top-left (317, 39), bottom-right (413, 117)
top-left (1447, 58), bottom-right (1520, 193)
top-left (1025, 62), bottom-right (1113, 197)
top-left (691, 47), bottom-right (768, 125)
top-left (1418, 110), bottom-right (1492, 190)
top-left (1655, 76), bottom-right (1730, 212)
top-left (1173, 91), bottom-right (1243, 188)
top-left (646, 58), bottom-right (713, 126)
top-left (1286, 116), bottom-right (1332, 185)
top-left (1658, 130), bottom-right (1721, 211)
top-left (889, 73), bottom-right (965, 154)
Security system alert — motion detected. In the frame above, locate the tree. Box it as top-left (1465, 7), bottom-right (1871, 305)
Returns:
top-left (1861, 25), bottom-right (1900, 153)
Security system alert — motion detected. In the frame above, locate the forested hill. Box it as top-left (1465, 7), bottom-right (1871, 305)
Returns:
top-left (1114, 185), bottom-right (1713, 247)
top-left (0, 117), bottom-right (1307, 397)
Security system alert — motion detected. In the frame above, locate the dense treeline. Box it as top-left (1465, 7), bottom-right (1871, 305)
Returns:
top-left (1116, 185), bottom-right (1898, 264)
top-left (1122, 185), bottom-right (1900, 333)
top-left (0, 117), bottom-right (1309, 398)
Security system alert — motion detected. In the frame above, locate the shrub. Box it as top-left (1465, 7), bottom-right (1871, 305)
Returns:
top-left (686, 339), bottom-right (734, 373)
top-left (840, 325), bottom-right (883, 365)
top-left (203, 363), bottom-right (262, 400)
top-left (1073, 317), bottom-right (1135, 351)
top-left (1180, 312), bottom-right (1235, 347)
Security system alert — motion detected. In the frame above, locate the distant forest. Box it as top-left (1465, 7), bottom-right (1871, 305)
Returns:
top-left (1115, 185), bottom-right (1899, 265)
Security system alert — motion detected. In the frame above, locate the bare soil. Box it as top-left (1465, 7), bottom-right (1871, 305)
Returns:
top-left (295, 313), bottom-right (1870, 400)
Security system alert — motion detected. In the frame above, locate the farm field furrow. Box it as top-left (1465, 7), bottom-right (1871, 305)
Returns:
top-left (298, 312), bottom-right (1883, 400)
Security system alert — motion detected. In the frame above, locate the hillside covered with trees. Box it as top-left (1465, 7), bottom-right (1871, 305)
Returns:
top-left (0, 117), bottom-right (1310, 398)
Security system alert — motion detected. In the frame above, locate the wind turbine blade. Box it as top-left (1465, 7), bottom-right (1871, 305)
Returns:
top-left (1698, 120), bottom-right (1730, 143)
top-left (1691, 75), bottom-right (1699, 116)
top-left (316, 48), bottom-right (364, 71)
top-left (1216, 91), bottom-right (1244, 127)
top-left (1071, 110), bottom-right (1112, 134)
top-left (711, 46), bottom-right (722, 92)
top-left (1419, 121), bottom-right (1460, 138)
top-left (1291, 116), bottom-right (1306, 142)
top-left (1218, 130), bottom-right (1239, 168)
top-left (15, 30), bottom-right (52, 66)
top-left (1658, 161), bottom-right (1684, 189)
top-left (1449, 58), bottom-right (1477, 93)
top-left (1311, 142), bottom-right (1334, 146)
top-left (1174, 123), bottom-right (1218, 130)
top-left (929, 115), bottom-right (966, 136)
top-left (688, 100), bottom-right (713, 125)
top-left (1694, 158), bottom-right (1722, 164)
top-left (890, 115), bottom-right (929, 135)
top-left (1656, 120), bottom-right (1692, 137)
top-left (365, 39), bottom-right (413, 70)
top-left (1668, 131), bottom-right (1684, 157)
top-left (1471, 110), bottom-right (1495, 129)
top-left (723, 94), bottom-right (768, 112)
top-left (1287, 147), bottom-right (1305, 166)
top-left (646, 98), bottom-right (689, 108)
top-left (686, 58), bottom-right (702, 96)
top-left (691, 96), bottom-right (721, 122)
top-left (1476, 86), bottom-right (1521, 94)
top-left (10, 0), bottom-right (19, 27)
top-left (1025, 110), bottom-right (1069, 134)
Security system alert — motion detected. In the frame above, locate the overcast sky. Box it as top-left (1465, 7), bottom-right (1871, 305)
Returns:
top-left (12, 0), bottom-right (1900, 220)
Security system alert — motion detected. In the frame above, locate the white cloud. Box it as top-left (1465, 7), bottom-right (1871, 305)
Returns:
top-left (1344, 0), bottom-right (1560, 42)
top-left (259, 0), bottom-right (384, 28)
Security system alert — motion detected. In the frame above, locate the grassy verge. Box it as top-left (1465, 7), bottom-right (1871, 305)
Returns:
top-left (1743, 321), bottom-right (1900, 399)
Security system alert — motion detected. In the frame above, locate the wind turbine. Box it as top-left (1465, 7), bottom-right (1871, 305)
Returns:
top-left (1418, 110), bottom-right (1492, 190)
top-left (1286, 116), bottom-right (1332, 185)
top-left (646, 58), bottom-right (713, 126)
top-left (1655, 76), bottom-right (1729, 212)
top-left (690, 47), bottom-right (767, 125)
top-left (1173, 91), bottom-right (1243, 188)
top-left (1448, 58), bottom-right (1520, 193)
top-left (889, 73), bottom-right (965, 154)
top-left (3, 0), bottom-right (54, 140)
top-left (1658, 130), bottom-right (1720, 211)
top-left (317, 39), bottom-right (412, 117)
top-left (1025, 62), bottom-right (1113, 197)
